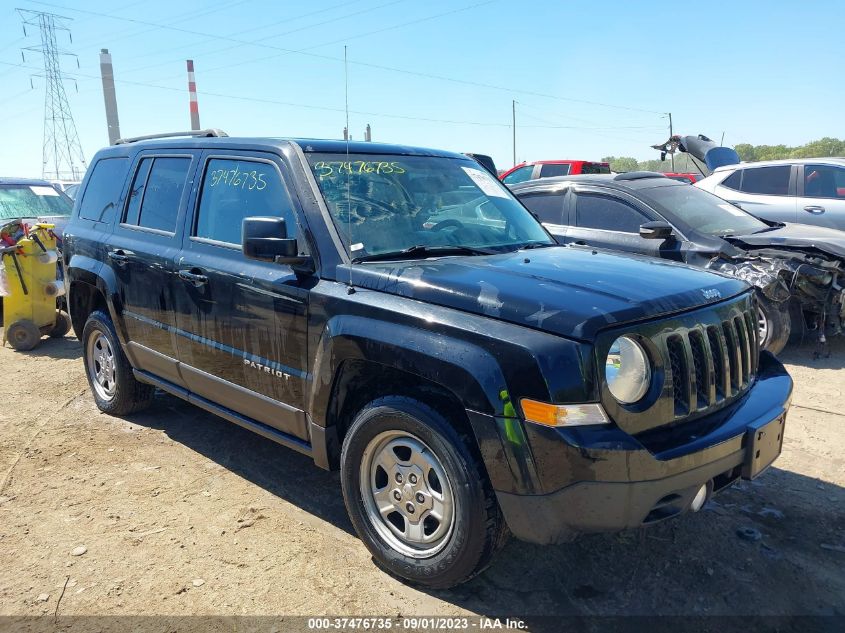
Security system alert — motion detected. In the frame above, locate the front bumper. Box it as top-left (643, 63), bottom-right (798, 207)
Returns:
top-left (469, 352), bottom-right (793, 545)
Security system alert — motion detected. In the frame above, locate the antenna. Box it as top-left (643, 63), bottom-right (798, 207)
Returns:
top-left (17, 8), bottom-right (87, 180)
top-left (344, 45), bottom-right (354, 291)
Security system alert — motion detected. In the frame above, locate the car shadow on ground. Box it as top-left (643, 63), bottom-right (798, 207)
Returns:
top-left (14, 333), bottom-right (82, 360)
top-left (127, 391), bottom-right (354, 536)
top-left (126, 391), bottom-right (845, 622)
top-left (779, 335), bottom-right (845, 370)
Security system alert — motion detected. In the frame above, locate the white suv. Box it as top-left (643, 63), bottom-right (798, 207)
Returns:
top-left (696, 158), bottom-right (845, 231)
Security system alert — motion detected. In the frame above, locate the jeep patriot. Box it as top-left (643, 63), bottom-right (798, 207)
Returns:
top-left (63, 131), bottom-right (793, 588)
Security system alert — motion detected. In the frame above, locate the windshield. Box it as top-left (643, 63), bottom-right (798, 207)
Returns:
top-left (0, 184), bottom-right (73, 221)
top-left (638, 183), bottom-right (768, 236)
top-left (307, 153), bottom-right (553, 259)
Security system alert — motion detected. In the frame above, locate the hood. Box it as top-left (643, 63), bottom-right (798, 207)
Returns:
top-left (343, 247), bottom-right (748, 340)
top-left (731, 223), bottom-right (845, 259)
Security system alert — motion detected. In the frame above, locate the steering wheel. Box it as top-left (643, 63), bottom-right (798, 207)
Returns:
top-left (337, 194), bottom-right (400, 218)
top-left (430, 219), bottom-right (465, 232)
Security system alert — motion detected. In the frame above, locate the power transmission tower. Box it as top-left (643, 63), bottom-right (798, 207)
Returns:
top-left (17, 8), bottom-right (87, 180)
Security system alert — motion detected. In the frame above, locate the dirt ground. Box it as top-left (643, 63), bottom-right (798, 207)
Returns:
top-left (0, 328), bottom-right (843, 626)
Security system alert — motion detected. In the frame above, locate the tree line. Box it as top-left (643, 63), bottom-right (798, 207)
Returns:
top-left (602, 137), bottom-right (845, 174)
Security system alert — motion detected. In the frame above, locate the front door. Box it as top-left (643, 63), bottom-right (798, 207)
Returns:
top-left (172, 151), bottom-right (313, 441)
top-left (566, 189), bottom-right (668, 259)
top-left (107, 151), bottom-right (199, 386)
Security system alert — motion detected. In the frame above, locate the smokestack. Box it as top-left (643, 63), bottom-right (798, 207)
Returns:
top-left (187, 59), bottom-right (200, 130)
top-left (99, 48), bottom-right (121, 145)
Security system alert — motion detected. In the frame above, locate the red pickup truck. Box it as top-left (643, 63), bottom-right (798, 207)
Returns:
top-left (500, 160), bottom-right (610, 185)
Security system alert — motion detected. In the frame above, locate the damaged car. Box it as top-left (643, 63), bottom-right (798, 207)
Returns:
top-left (512, 172), bottom-right (845, 355)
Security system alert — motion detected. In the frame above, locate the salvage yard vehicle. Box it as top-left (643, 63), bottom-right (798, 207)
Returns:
top-left (63, 131), bottom-right (793, 588)
top-left (513, 173), bottom-right (845, 355)
top-left (696, 158), bottom-right (845, 231)
top-left (0, 177), bottom-right (74, 235)
top-left (500, 159), bottom-right (611, 185)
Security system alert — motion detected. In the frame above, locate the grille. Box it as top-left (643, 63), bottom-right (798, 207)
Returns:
top-left (666, 307), bottom-right (758, 417)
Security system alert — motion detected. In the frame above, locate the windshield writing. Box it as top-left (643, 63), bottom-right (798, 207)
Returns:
top-left (307, 153), bottom-right (552, 258)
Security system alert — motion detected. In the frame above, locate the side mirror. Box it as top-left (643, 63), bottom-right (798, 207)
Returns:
top-left (639, 221), bottom-right (674, 240)
top-left (242, 217), bottom-right (312, 271)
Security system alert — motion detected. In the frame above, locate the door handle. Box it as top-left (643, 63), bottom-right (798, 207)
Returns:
top-left (573, 240), bottom-right (588, 246)
top-left (803, 205), bottom-right (825, 214)
top-left (108, 250), bottom-right (129, 266)
top-left (178, 269), bottom-right (208, 285)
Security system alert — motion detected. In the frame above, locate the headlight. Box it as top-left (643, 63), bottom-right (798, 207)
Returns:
top-left (605, 336), bottom-right (650, 404)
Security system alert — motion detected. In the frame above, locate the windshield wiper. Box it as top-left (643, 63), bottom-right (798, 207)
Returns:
top-left (515, 241), bottom-right (557, 250)
top-left (352, 244), bottom-right (497, 263)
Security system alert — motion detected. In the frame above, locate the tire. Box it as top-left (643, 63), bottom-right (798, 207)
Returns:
top-left (340, 396), bottom-right (508, 589)
top-left (82, 310), bottom-right (154, 415)
top-left (757, 294), bottom-right (791, 355)
top-left (7, 319), bottom-right (41, 351)
top-left (48, 310), bottom-right (71, 338)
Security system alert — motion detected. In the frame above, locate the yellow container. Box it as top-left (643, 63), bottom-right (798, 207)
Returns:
top-left (1, 224), bottom-right (67, 351)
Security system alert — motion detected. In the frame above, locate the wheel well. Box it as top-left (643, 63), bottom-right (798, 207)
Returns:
top-left (69, 281), bottom-right (107, 338)
top-left (326, 360), bottom-right (479, 467)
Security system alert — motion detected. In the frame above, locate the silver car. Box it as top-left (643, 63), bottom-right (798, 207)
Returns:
top-left (696, 158), bottom-right (845, 230)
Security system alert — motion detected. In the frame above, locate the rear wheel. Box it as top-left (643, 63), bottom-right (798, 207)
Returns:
top-left (757, 294), bottom-right (790, 355)
top-left (340, 397), bottom-right (508, 588)
top-left (82, 310), bottom-right (154, 415)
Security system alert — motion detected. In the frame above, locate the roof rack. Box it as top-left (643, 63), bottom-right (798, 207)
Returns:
top-left (613, 171), bottom-right (667, 181)
top-left (113, 129), bottom-right (228, 145)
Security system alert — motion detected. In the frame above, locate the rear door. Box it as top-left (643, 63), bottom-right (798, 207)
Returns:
top-left (718, 164), bottom-right (798, 223)
top-left (172, 150), bottom-right (312, 441)
top-left (567, 188), bottom-right (665, 258)
top-left (797, 163), bottom-right (845, 230)
top-left (107, 151), bottom-right (199, 386)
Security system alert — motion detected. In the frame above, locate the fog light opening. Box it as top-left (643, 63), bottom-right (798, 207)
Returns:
top-left (690, 482), bottom-right (711, 512)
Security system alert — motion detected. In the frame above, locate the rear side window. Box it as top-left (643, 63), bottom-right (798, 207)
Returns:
top-left (720, 170), bottom-right (742, 191)
top-left (502, 165), bottom-right (534, 185)
top-left (539, 163), bottom-right (570, 178)
top-left (740, 165), bottom-right (790, 196)
top-left (78, 157), bottom-right (128, 223)
top-left (580, 163), bottom-right (611, 175)
top-left (194, 158), bottom-right (296, 245)
top-left (803, 164), bottom-right (845, 199)
top-left (520, 193), bottom-right (564, 224)
top-left (575, 193), bottom-right (649, 233)
top-left (123, 157), bottom-right (191, 232)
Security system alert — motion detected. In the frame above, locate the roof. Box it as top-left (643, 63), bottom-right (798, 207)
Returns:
top-left (712, 157), bottom-right (845, 172)
top-left (0, 177), bottom-right (55, 186)
top-left (509, 172), bottom-right (680, 193)
top-left (96, 135), bottom-right (466, 159)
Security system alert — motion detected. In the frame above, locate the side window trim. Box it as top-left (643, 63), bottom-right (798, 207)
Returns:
top-left (118, 152), bottom-right (197, 236)
top-left (189, 152), bottom-right (301, 250)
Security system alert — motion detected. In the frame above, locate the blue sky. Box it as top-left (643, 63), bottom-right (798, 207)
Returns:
top-left (0, 0), bottom-right (843, 178)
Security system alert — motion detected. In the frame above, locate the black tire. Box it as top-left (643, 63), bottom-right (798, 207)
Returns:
top-left (81, 310), bottom-right (154, 415)
top-left (757, 294), bottom-right (791, 355)
top-left (48, 310), bottom-right (71, 338)
top-left (7, 319), bottom-right (41, 351)
top-left (340, 396), bottom-right (508, 589)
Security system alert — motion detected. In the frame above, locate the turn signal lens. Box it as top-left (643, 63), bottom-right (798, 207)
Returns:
top-left (520, 399), bottom-right (610, 427)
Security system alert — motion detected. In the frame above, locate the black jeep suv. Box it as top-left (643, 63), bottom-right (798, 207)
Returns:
top-left (63, 131), bottom-right (793, 588)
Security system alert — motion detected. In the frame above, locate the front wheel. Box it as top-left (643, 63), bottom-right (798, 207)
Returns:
top-left (340, 397), bottom-right (508, 588)
top-left (757, 294), bottom-right (791, 355)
